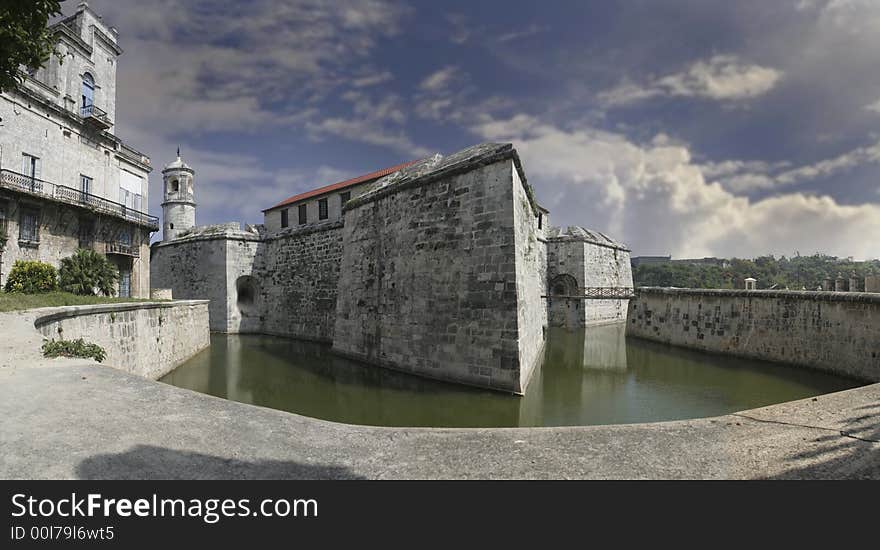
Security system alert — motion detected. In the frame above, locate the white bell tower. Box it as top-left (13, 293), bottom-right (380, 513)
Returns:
top-left (161, 148), bottom-right (196, 240)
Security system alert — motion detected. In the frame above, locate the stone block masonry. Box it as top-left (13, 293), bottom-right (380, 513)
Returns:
top-left (259, 223), bottom-right (344, 342)
top-left (35, 300), bottom-right (210, 380)
top-left (149, 142), bottom-right (633, 393)
top-left (546, 227), bottom-right (633, 329)
top-left (333, 144), bottom-right (547, 393)
top-left (627, 288), bottom-right (880, 381)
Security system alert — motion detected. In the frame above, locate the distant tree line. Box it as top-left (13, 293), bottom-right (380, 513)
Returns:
top-left (633, 254), bottom-right (880, 290)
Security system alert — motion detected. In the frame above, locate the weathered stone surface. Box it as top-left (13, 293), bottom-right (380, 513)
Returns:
top-left (0, 4), bottom-right (152, 297)
top-left (151, 142), bottom-right (633, 392)
top-left (33, 300), bottom-right (210, 380)
top-left (546, 227), bottom-right (633, 328)
top-left (627, 288), bottom-right (880, 381)
top-left (333, 154), bottom-right (543, 394)
top-left (0, 197), bottom-right (150, 297)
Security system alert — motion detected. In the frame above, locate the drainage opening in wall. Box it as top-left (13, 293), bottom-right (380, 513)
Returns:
top-left (236, 276), bottom-right (257, 315)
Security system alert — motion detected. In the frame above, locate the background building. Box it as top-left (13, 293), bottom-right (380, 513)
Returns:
top-left (0, 2), bottom-right (155, 296)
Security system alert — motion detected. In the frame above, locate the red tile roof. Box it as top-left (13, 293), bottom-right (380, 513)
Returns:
top-left (264, 159), bottom-right (420, 212)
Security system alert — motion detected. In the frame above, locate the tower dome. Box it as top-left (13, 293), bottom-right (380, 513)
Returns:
top-left (161, 148), bottom-right (196, 240)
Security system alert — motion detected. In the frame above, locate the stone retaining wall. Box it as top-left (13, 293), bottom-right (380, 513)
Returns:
top-left (627, 288), bottom-right (880, 381)
top-left (35, 300), bottom-right (210, 380)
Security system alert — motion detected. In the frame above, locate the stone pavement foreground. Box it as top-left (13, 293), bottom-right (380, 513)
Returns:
top-left (0, 309), bottom-right (878, 479)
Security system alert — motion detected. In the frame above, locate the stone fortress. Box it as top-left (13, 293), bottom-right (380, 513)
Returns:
top-left (151, 142), bottom-right (634, 394)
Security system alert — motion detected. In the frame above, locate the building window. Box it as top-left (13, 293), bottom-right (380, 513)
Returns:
top-left (318, 198), bottom-right (328, 220)
top-left (0, 201), bottom-right (7, 239)
top-left (80, 175), bottom-right (92, 203)
top-left (298, 204), bottom-right (307, 225)
top-left (21, 153), bottom-right (40, 180)
top-left (119, 269), bottom-right (131, 298)
top-left (340, 191), bottom-right (351, 207)
top-left (82, 73), bottom-right (94, 110)
top-left (538, 213), bottom-right (543, 229)
top-left (119, 188), bottom-right (142, 213)
top-left (281, 208), bottom-right (289, 228)
top-left (78, 218), bottom-right (94, 249)
top-left (19, 208), bottom-right (39, 243)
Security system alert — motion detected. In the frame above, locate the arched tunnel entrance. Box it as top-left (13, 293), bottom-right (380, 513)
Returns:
top-left (549, 274), bottom-right (581, 329)
top-left (236, 275), bottom-right (258, 316)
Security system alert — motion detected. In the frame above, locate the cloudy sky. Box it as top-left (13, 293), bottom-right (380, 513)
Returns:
top-left (73, 0), bottom-right (880, 259)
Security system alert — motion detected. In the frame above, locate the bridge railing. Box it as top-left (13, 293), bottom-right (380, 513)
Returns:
top-left (543, 287), bottom-right (636, 300)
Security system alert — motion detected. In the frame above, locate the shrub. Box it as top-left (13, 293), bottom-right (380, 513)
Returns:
top-left (4, 260), bottom-right (58, 293)
top-left (42, 338), bottom-right (106, 363)
top-left (58, 249), bottom-right (119, 296)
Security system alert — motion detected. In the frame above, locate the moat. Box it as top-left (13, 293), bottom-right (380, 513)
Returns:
top-left (160, 326), bottom-right (861, 428)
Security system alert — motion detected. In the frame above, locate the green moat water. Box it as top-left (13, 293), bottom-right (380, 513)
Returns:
top-left (160, 326), bottom-right (861, 428)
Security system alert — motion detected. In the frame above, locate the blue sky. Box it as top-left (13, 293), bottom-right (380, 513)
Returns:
top-left (75, 0), bottom-right (880, 258)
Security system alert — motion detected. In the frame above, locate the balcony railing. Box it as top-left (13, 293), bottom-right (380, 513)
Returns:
top-left (0, 169), bottom-right (159, 230)
top-left (106, 241), bottom-right (139, 257)
top-left (81, 104), bottom-right (111, 129)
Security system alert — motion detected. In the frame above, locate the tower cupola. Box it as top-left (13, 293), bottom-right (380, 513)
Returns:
top-left (161, 148), bottom-right (196, 240)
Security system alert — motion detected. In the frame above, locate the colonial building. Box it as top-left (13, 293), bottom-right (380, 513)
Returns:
top-left (263, 160), bottom-right (419, 234)
top-left (152, 142), bottom-right (634, 394)
top-left (0, 2), bottom-right (155, 296)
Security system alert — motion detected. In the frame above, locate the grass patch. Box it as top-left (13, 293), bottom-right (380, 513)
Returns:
top-left (0, 291), bottom-right (157, 313)
top-left (42, 338), bottom-right (107, 363)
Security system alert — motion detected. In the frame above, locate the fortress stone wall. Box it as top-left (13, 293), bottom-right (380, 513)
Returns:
top-left (35, 300), bottom-right (210, 380)
top-left (627, 288), bottom-right (880, 381)
top-left (547, 227), bottom-right (633, 328)
top-left (333, 153), bottom-right (546, 393)
top-left (259, 224), bottom-right (344, 342)
top-left (150, 143), bottom-right (633, 393)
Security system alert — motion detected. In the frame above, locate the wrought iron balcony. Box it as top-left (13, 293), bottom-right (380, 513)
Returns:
top-left (0, 169), bottom-right (159, 230)
top-left (106, 241), bottom-right (139, 257)
top-left (80, 104), bottom-right (112, 129)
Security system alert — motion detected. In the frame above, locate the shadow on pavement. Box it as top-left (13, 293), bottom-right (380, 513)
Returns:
top-left (76, 444), bottom-right (365, 480)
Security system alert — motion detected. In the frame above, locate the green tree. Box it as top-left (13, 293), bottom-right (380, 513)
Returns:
top-left (0, 1), bottom-right (64, 93)
top-left (59, 249), bottom-right (119, 297)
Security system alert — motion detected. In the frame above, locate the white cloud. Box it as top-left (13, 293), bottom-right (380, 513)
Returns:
top-left (419, 66), bottom-right (461, 92)
top-left (866, 98), bottom-right (880, 113)
top-left (472, 115), bottom-right (880, 259)
top-left (307, 92), bottom-right (428, 156)
top-left (351, 71), bottom-right (394, 88)
top-left (82, 0), bottom-right (411, 145)
top-left (496, 24), bottom-right (549, 43)
top-left (702, 139), bottom-right (880, 192)
top-left (599, 55), bottom-right (782, 107)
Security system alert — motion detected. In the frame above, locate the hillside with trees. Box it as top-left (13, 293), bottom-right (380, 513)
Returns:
top-left (633, 254), bottom-right (880, 290)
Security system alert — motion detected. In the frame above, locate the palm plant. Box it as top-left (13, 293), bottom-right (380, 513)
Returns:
top-left (59, 249), bottom-right (119, 296)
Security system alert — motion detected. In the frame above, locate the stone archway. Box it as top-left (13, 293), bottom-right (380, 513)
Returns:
top-left (236, 275), bottom-right (258, 316)
top-left (549, 274), bottom-right (581, 329)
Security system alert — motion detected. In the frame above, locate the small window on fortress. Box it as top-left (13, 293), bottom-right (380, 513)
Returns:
top-left (170, 179), bottom-right (179, 193)
top-left (281, 208), bottom-right (289, 228)
top-left (340, 191), bottom-right (351, 206)
top-left (298, 204), bottom-right (307, 225)
top-left (538, 213), bottom-right (543, 229)
top-left (318, 198), bottom-right (328, 220)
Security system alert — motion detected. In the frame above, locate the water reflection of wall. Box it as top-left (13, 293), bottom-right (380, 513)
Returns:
top-left (582, 324), bottom-right (627, 370)
top-left (517, 325), bottom-right (629, 426)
